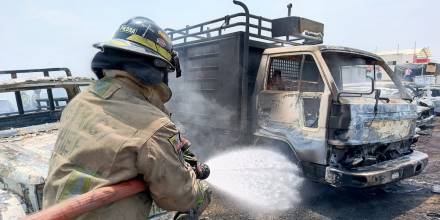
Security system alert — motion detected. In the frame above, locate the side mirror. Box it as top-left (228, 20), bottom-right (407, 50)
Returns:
top-left (366, 75), bottom-right (375, 94)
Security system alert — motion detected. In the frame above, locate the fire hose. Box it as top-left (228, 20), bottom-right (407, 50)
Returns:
top-left (24, 179), bottom-right (146, 220)
top-left (25, 140), bottom-right (209, 220)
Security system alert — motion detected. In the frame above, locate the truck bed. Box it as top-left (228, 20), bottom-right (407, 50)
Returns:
top-left (167, 32), bottom-right (268, 156)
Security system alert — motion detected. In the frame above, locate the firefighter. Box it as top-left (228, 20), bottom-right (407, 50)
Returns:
top-left (43, 17), bottom-right (210, 219)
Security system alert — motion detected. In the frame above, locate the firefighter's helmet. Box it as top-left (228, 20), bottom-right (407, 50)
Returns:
top-left (93, 17), bottom-right (181, 77)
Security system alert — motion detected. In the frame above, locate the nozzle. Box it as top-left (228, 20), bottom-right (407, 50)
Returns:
top-left (195, 163), bottom-right (210, 180)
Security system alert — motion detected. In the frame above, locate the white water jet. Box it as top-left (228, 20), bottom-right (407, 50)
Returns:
top-left (205, 147), bottom-right (303, 212)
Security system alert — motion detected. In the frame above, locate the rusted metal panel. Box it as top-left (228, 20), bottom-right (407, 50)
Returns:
top-left (257, 92), bottom-right (300, 124)
top-left (0, 77), bottom-right (93, 93)
top-left (0, 124), bottom-right (57, 185)
top-left (329, 100), bottom-right (418, 145)
top-left (256, 91), bottom-right (328, 164)
top-left (0, 123), bottom-right (58, 213)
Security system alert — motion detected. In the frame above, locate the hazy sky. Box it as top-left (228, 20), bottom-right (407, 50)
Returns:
top-left (1, 0), bottom-right (439, 77)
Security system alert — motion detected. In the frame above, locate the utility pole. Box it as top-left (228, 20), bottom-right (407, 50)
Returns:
top-left (413, 41), bottom-right (417, 63)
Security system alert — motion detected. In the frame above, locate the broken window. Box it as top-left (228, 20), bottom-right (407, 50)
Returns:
top-left (20, 88), bottom-right (68, 113)
top-left (267, 54), bottom-right (324, 92)
top-left (267, 55), bottom-right (302, 91)
top-left (0, 92), bottom-right (18, 117)
top-left (302, 98), bottom-right (320, 128)
top-left (322, 52), bottom-right (404, 99)
top-left (21, 90), bottom-right (43, 112)
top-left (52, 88), bottom-right (68, 109)
top-left (300, 55), bottom-right (324, 93)
top-left (300, 55), bottom-right (323, 128)
top-left (266, 54), bottom-right (324, 128)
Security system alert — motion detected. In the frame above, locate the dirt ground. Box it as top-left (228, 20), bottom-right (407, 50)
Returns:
top-left (201, 119), bottom-right (440, 220)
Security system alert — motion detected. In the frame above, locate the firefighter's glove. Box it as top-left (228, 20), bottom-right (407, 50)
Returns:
top-left (178, 136), bottom-right (210, 180)
top-left (178, 137), bottom-right (197, 165)
top-left (194, 163), bottom-right (210, 180)
top-left (183, 148), bottom-right (198, 167)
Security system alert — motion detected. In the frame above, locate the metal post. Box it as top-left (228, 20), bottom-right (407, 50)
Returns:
top-left (15, 91), bottom-right (24, 115)
top-left (185, 25), bottom-right (189, 43)
top-left (233, 0), bottom-right (249, 134)
top-left (286, 3), bottom-right (293, 41)
top-left (65, 68), bottom-right (72, 77)
top-left (287, 3), bottom-right (292, 16)
top-left (258, 17), bottom-right (262, 36)
top-left (43, 70), bottom-right (55, 110)
top-left (47, 89), bottom-right (55, 111)
top-left (10, 72), bottom-right (24, 115)
top-left (207, 27), bottom-right (211, 37)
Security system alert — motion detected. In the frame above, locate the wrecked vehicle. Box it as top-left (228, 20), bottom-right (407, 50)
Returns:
top-left (0, 68), bottom-right (93, 218)
top-left (404, 84), bottom-right (435, 130)
top-left (415, 105), bottom-right (435, 130)
top-left (365, 82), bottom-right (435, 130)
top-left (166, 1), bottom-right (428, 188)
top-left (420, 85), bottom-right (440, 115)
top-left (0, 68), bottom-right (168, 218)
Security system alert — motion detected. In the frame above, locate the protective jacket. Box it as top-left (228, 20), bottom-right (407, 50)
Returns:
top-left (43, 70), bottom-right (208, 219)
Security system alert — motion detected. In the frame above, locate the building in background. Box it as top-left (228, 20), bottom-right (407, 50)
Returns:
top-left (377, 47), bottom-right (432, 66)
top-left (377, 48), bottom-right (439, 86)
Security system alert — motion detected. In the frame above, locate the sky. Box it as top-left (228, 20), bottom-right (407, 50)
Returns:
top-left (1, 0), bottom-right (439, 77)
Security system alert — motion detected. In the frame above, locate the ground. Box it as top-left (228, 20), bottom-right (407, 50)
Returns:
top-left (201, 120), bottom-right (440, 220)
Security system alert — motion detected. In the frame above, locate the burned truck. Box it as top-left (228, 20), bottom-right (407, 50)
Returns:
top-left (166, 1), bottom-right (428, 188)
top-left (0, 68), bottom-right (168, 218)
top-left (0, 68), bottom-right (93, 218)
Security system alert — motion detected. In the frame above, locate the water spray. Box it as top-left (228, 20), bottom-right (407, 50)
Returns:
top-left (205, 147), bottom-right (303, 213)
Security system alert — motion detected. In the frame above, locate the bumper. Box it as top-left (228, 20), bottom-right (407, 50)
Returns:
top-left (417, 115), bottom-right (435, 128)
top-left (325, 151), bottom-right (428, 188)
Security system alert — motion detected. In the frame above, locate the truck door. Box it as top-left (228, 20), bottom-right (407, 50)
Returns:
top-left (256, 53), bottom-right (329, 165)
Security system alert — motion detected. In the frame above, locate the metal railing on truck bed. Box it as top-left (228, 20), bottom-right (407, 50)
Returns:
top-left (165, 1), bottom-right (323, 46)
top-left (0, 68), bottom-right (91, 130)
top-left (0, 68), bottom-right (72, 116)
top-left (0, 67), bottom-right (72, 78)
top-left (165, 1), bottom-right (325, 155)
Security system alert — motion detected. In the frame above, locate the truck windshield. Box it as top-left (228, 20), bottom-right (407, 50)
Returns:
top-left (322, 51), bottom-right (402, 99)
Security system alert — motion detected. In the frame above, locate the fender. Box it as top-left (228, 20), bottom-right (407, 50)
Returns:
top-left (253, 129), bottom-right (301, 164)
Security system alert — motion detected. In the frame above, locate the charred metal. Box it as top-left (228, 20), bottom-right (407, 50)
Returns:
top-left (164, 3), bottom-right (428, 189)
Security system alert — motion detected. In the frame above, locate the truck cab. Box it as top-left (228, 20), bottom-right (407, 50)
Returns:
top-left (255, 45), bottom-right (428, 187)
top-left (166, 1), bottom-right (427, 188)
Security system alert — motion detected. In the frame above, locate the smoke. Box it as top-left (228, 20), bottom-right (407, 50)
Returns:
top-left (167, 74), bottom-right (236, 160)
top-left (205, 147), bottom-right (303, 213)
top-left (166, 46), bottom-right (304, 215)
